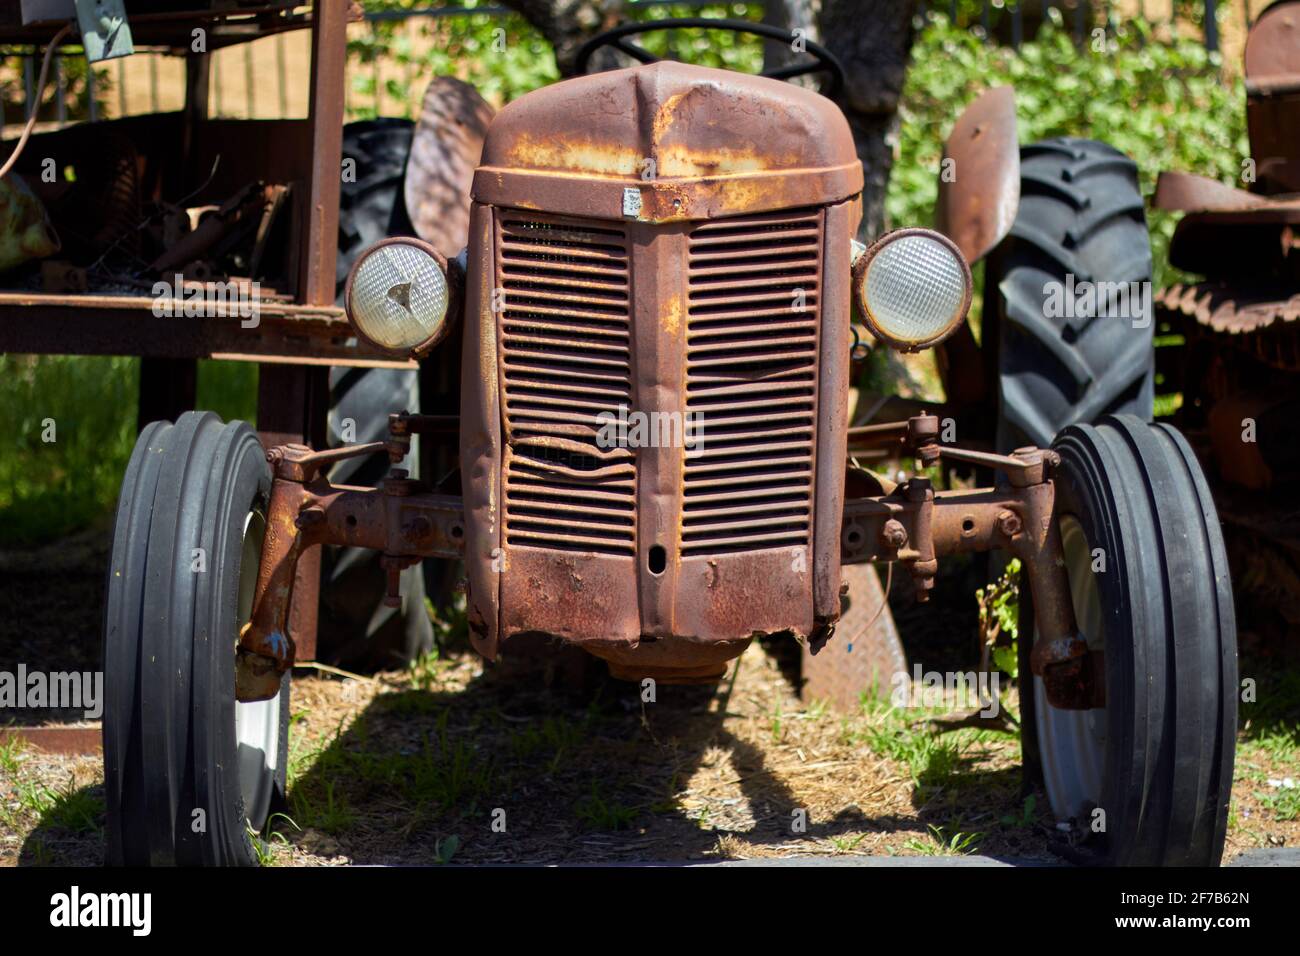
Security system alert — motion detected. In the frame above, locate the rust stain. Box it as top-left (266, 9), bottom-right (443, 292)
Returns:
top-left (658, 144), bottom-right (784, 177)
top-left (504, 132), bottom-right (640, 177)
top-left (663, 292), bottom-right (682, 336)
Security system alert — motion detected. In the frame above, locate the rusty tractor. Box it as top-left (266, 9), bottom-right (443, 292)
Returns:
top-left (1154, 0), bottom-right (1300, 646)
top-left (103, 19), bottom-right (1235, 866)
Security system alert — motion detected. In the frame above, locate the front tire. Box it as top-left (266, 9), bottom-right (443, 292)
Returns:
top-left (104, 412), bottom-right (288, 866)
top-left (1020, 415), bottom-right (1236, 865)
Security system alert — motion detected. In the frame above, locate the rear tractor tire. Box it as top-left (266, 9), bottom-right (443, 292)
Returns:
top-left (990, 137), bottom-right (1155, 453)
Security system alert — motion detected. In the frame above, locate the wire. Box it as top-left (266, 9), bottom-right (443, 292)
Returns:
top-left (861, 561), bottom-right (894, 634)
top-left (0, 22), bottom-right (76, 181)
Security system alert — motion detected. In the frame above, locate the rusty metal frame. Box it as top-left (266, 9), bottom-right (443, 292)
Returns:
top-left (236, 413), bottom-right (1089, 708)
top-left (0, 1), bottom-right (362, 364)
top-left (1, 2), bottom-right (359, 662)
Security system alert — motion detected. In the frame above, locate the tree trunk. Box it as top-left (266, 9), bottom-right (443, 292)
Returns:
top-left (818, 0), bottom-right (918, 239)
top-left (499, 0), bottom-right (628, 77)
top-left (762, 0), bottom-right (821, 91)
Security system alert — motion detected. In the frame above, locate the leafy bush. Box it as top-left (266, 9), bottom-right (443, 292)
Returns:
top-left (2, 9), bottom-right (1241, 545)
top-left (0, 355), bottom-right (137, 546)
top-left (347, 1), bottom-right (559, 113)
top-left (890, 12), bottom-right (1247, 291)
top-left (0, 356), bottom-right (256, 548)
top-left (348, 1), bottom-right (765, 113)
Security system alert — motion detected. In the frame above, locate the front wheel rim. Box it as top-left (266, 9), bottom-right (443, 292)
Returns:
top-left (234, 507), bottom-right (282, 830)
top-left (1034, 514), bottom-right (1107, 821)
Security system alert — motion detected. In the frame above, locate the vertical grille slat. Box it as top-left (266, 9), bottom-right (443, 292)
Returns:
top-left (497, 211), bottom-right (636, 557)
top-left (682, 207), bottom-right (823, 556)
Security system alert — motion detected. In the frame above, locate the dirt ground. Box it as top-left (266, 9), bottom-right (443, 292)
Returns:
top-left (0, 523), bottom-right (1296, 867)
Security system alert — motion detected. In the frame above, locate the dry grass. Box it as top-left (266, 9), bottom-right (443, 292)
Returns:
top-left (4, 638), bottom-right (1294, 867)
top-left (267, 645), bottom-right (1041, 865)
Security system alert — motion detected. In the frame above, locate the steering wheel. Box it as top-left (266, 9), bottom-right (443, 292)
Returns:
top-left (575, 18), bottom-right (845, 98)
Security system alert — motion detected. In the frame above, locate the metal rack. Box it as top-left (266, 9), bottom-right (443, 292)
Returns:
top-left (0, 2), bottom-right (390, 655)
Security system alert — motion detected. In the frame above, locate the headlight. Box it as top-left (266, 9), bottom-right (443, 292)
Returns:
top-left (345, 238), bottom-right (451, 355)
top-left (852, 228), bottom-right (972, 352)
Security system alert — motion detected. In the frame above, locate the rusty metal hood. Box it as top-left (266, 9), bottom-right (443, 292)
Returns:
top-left (473, 62), bottom-right (862, 222)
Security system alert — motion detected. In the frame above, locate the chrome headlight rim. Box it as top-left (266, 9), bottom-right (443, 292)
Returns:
top-left (852, 227), bottom-right (973, 353)
top-left (344, 237), bottom-right (454, 359)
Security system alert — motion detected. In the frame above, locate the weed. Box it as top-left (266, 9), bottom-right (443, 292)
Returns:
top-left (905, 824), bottom-right (983, 856)
top-left (977, 558), bottom-right (1021, 680)
top-left (1000, 793), bottom-right (1038, 829)
top-left (408, 647), bottom-right (445, 692)
top-left (1254, 785), bottom-right (1299, 823)
top-left (575, 783), bottom-right (638, 832)
top-left (434, 834), bottom-right (460, 864)
top-left (18, 776), bottom-right (103, 833)
top-left (830, 832), bottom-right (867, 853)
top-left (0, 736), bottom-right (26, 775)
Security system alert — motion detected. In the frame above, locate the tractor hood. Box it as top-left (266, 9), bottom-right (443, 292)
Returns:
top-left (471, 61), bottom-right (863, 221)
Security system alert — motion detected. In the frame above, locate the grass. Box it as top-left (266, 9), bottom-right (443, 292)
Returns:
top-left (509, 715), bottom-right (584, 772)
top-left (1253, 785), bottom-right (1299, 823)
top-left (1235, 665), bottom-right (1300, 817)
top-left (286, 697), bottom-right (495, 846)
top-left (853, 693), bottom-right (1011, 793)
top-left (407, 648), bottom-right (446, 693)
top-left (3, 646), bottom-right (1297, 865)
top-left (0, 356), bottom-right (257, 548)
top-left (0, 355), bottom-right (138, 547)
top-left (16, 775), bottom-right (104, 834)
top-left (0, 736), bottom-right (26, 775)
top-left (574, 783), bottom-right (639, 832)
top-left (903, 824), bottom-right (984, 857)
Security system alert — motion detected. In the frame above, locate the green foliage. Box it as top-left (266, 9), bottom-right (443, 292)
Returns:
top-left (0, 355), bottom-right (255, 548)
top-left (891, 13), bottom-right (1247, 291)
top-left (0, 355), bottom-right (137, 546)
top-left (349, 2), bottom-right (765, 114)
top-left (0, 54), bottom-right (109, 126)
top-left (1000, 792), bottom-right (1038, 828)
top-left (977, 557), bottom-right (1021, 680)
top-left (17, 775), bottom-right (104, 833)
top-left (574, 781), bottom-right (639, 831)
top-left (903, 823), bottom-right (983, 856)
top-left (349, 0), bottom-right (559, 113)
top-left (631, 3), bottom-right (765, 74)
top-left (433, 833), bottom-right (461, 863)
top-left (1254, 784), bottom-right (1299, 823)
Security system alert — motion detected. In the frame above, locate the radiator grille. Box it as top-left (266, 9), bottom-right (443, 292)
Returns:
top-left (496, 212), bottom-right (636, 556)
top-left (681, 208), bottom-right (823, 556)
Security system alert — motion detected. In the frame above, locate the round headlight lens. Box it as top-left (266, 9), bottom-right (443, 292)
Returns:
top-left (346, 239), bottom-right (450, 353)
top-left (856, 229), bottom-right (971, 351)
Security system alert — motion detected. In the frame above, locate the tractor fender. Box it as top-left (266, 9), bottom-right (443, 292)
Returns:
top-left (935, 85), bottom-right (1020, 264)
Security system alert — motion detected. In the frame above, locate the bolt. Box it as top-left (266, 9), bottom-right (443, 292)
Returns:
top-left (997, 510), bottom-right (1022, 538)
top-left (404, 515), bottom-right (432, 541)
top-left (881, 519), bottom-right (908, 551)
